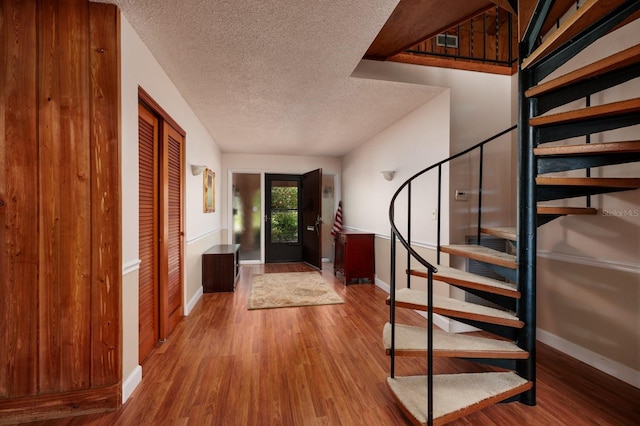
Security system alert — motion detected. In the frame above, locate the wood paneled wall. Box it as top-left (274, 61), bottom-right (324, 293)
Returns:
top-left (0, 0), bottom-right (121, 422)
top-left (409, 9), bottom-right (518, 62)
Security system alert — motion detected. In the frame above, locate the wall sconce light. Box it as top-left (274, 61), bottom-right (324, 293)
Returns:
top-left (380, 170), bottom-right (395, 181)
top-left (190, 164), bottom-right (207, 176)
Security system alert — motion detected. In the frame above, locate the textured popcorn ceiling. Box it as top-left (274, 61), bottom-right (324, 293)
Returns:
top-left (105, 0), bottom-right (444, 156)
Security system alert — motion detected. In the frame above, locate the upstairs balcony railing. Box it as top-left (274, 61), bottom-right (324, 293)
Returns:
top-left (401, 6), bottom-right (517, 69)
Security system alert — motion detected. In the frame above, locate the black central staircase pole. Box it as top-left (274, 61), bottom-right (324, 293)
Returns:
top-left (427, 268), bottom-right (434, 426)
top-left (477, 145), bottom-right (484, 245)
top-left (437, 166), bottom-right (442, 264)
top-left (517, 41), bottom-right (537, 406)
top-left (407, 182), bottom-right (412, 289)
top-left (390, 229), bottom-right (396, 378)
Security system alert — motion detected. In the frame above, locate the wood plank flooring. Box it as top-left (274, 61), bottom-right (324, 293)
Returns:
top-left (23, 263), bottom-right (640, 425)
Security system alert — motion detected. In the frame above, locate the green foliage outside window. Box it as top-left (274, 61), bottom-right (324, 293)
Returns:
top-left (271, 187), bottom-right (298, 209)
top-left (271, 186), bottom-right (298, 243)
top-left (271, 211), bottom-right (298, 243)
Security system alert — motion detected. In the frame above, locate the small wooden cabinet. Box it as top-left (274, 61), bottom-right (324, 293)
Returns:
top-left (202, 244), bottom-right (240, 292)
top-left (334, 231), bottom-right (375, 284)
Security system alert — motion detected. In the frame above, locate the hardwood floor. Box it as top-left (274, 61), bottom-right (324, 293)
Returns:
top-left (24, 263), bottom-right (639, 425)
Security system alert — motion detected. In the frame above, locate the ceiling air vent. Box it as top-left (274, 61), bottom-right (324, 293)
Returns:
top-left (436, 34), bottom-right (458, 48)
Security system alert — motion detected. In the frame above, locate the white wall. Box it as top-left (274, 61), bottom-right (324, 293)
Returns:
top-left (341, 89), bottom-right (451, 297)
top-left (352, 60), bottom-right (515, 257)
top-left (342, 89), bottom-right (449, 240)
top-left (351, 60), bottom-right (514, 306)
top-left (120, 13), bottom-right (222, 401)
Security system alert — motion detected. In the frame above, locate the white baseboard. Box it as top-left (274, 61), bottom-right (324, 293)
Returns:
top-left (537, 249), bottom-right (640, 274)
top-left (239, 259), bottom-right (261, 265)
top-left (122, 365), bottom-right (142, 403)
top-left (185, 287), bottom-right (203, 316)
top-left (537, 328), bottom-right (640, 389)
top-left (374, 277), bottom-right (389, 293)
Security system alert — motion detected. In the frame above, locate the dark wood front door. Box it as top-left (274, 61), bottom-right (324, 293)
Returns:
top-left (264, 170), bottom-right (322, 265)
top-left (265, 174), bottom-right (302, 263)
top-left (302, 169), bottom-right (322, 269)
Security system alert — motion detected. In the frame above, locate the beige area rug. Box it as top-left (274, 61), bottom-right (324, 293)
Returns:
top-left (248, 272), bottom-right (344, 310)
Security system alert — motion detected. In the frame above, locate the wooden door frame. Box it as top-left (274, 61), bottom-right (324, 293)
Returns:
top-left (138, 87), bottom-right (185, 343)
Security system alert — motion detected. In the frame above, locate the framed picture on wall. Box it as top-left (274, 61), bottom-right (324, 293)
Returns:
top-left (203, 168), bottom-right (215, 213)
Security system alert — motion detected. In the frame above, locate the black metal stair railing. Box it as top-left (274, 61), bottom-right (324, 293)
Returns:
top-left (388, 124), bottom-right (517, 426)
top-left (389, 124), bottom-right (517, 273)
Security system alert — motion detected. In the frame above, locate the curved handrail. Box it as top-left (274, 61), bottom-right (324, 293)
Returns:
top-left (387, 123), bottom-right (518, 424)
top-left (388, 124), bottom-right (518, 272)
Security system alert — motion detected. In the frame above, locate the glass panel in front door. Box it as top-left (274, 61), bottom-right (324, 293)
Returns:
top-left (270, 180), bottom-right (298, 244)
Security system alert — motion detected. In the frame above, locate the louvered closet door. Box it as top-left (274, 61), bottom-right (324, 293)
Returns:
top-left (138, 103), bottom-right (159, 364)
top-left (160, 123), bottom-right (184, 337)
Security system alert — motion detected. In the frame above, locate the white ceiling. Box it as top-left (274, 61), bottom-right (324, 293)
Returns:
top-left (104, 0), bottom-right (444, 156)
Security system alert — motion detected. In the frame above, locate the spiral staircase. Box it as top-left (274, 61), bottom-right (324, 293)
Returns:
top-left (384, 1), bottom-right (640, 424)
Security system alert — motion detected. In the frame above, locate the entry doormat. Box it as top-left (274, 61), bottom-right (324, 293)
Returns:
top-left (248, 272), bottom-right (344, 310)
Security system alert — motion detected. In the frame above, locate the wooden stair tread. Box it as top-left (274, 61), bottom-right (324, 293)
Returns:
top-left (382, 323), bottom-right (528, 359)
top-left (521, 0), bottom-right (629, 69)
top-left (536, 177), bottom-right (640, 188)
top-left (529, 98), bottom-right (640, 127)
top-left (388, 289), bottom-right (524, 328)
top-left (537, 205), bottom-right (599, 215)
top-left (387, 373), bottom-right (532, 425)
top-left (534, 140), bottom-right (640, 156)
top-left (480, 226), bottom-right (516, 242)
top-left (525, 44), bottom-right (640, 97)
top-left (410, 265), bottom-right (519, 299)
top-left (440, 244), bottom-right (517, 270)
